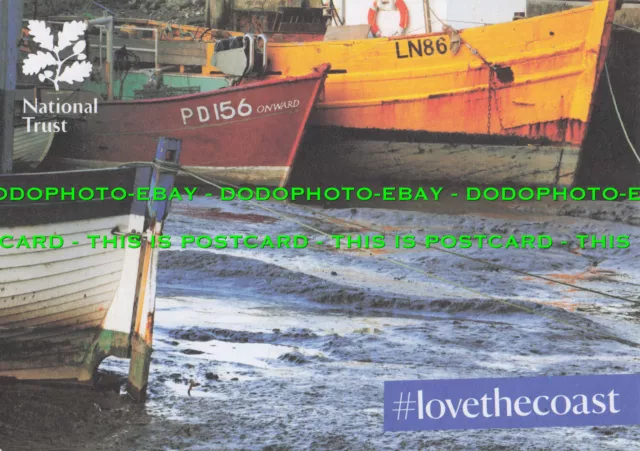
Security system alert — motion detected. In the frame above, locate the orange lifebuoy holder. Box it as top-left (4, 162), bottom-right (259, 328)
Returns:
top-left (368, 0), bottom-right (410, 38)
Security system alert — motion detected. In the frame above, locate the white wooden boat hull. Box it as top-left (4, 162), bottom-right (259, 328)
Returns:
top-left (12, 121), bottom-right (55, 170)
top-left (0, 214), bottom-right (143, 381)
top-left (0, 139), bottom-right (181, 400)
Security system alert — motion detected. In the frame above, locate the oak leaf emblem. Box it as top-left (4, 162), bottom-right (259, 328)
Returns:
top-left (22, 20), bottom-right (92, 90)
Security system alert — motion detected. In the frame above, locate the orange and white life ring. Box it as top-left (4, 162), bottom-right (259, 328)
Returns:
top-left (368, 0), bottom-right (409, 38)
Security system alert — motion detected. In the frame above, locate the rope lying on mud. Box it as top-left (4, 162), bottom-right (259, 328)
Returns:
top-left (308, 208), bottom-right (640, 306)
top-left (123, 160), bottom-right (640, 349)
top-left (605, 63), bottom-right (640, 165)
top-left (145, 161), bottom-right (640, 307)
top-left (613, 23), bottom-right (640, 34)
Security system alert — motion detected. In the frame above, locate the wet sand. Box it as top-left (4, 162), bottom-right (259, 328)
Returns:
top-left (3, 195), bottom-right (640, 450)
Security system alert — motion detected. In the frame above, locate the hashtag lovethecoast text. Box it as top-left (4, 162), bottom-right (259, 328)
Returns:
top-left (394, 388), bottom-right (618, 421)
top-left (384, 374), bottom-right (640, 432)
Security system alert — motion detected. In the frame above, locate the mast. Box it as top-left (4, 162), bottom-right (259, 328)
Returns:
top-left (423, 0), bottom-right (432, 33)
top-left (0, 0), bottom-right (24, 174)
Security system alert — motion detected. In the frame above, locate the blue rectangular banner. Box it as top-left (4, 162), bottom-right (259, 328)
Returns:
top-left (384, 374), bottom-right (640, 432)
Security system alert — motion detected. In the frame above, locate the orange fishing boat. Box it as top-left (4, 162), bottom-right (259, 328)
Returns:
top-left (240, 0), bottom-right (619, 187)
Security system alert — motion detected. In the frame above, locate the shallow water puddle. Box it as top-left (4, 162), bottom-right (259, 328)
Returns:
top-left (156, 295), bottom-right (426, 338)
top-left (172, 339), bottom-right (304, 369)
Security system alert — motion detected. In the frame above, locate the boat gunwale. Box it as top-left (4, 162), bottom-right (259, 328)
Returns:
top-left (0, 165), bottom-right (140, 178)
top-left (309, 41), bottom-right (586, 86)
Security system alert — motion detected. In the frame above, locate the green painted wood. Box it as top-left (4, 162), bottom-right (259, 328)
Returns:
top-left (82, 72), bottom-right (230, 100)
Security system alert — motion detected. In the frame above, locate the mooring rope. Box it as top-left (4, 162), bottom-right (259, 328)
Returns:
top-left (120, 160), bottom-right (640, 349)
top-left (307, 208), bottom-right (640, 305)
top-left (605, 63), bottom-right (640, 165)
top-left (613, 23), bottom-right (640, 34)
top-left (139, 160), bottom-right (640, 307)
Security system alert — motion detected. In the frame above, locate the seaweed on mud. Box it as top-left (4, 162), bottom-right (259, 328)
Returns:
top-left (277, 352), bottom-right (309, 365)
top-left (170, 327), bottom-right (319, 346)
top-left (160, 251), bottom-right (625, 345)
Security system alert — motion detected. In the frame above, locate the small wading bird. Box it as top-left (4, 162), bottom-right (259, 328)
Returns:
top-left (188, 378), bottom-right (200, 396)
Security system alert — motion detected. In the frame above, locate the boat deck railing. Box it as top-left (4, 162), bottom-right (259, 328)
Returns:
top-left (23, 18), bottom-right (161, 70)
top-left (50, 20), bottom-right (160, 71)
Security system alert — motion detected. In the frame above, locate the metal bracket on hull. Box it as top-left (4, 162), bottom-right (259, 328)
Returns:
top-left (127, 137), bottom-right (181, 402)
top-left (211, 32), bottom-right (269, 77)
top-left (256, 34), bottom-right (269, 76)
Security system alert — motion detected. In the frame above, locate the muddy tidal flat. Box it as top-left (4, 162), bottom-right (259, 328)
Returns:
top-left (2, 193), bottom-right (640, 450)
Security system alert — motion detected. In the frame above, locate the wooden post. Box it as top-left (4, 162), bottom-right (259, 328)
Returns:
top-left (86, 16), bottom-right (114, 100)
top-left (208, 0), bottom-right (226, 29)
top-left (0, 0), bottom-right (24, 174)
top-left (127, 137), bottom-right (182, 403)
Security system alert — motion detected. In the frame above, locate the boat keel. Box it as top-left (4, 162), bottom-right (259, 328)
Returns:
top-left (127, 335), bottom-right (153, 402)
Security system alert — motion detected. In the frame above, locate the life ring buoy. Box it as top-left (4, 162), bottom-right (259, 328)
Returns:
top-left (368, 0), bottom-right (409, 38)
